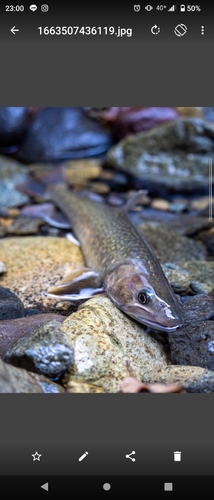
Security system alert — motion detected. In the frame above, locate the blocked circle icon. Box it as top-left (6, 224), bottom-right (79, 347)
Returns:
top-left (41, 4), bottom-right (49, 11)
top-left (174, 24), bottom-right (187, 37)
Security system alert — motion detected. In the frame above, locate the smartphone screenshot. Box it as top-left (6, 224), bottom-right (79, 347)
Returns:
top-left (0, 1), bottom-right (213, 496)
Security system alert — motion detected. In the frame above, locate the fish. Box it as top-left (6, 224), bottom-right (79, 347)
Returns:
top-left (44, 183), bottom-right (183, 332)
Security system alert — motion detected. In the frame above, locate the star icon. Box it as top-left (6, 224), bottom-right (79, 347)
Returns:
top-left (32, 451), bottom-right (42, 461)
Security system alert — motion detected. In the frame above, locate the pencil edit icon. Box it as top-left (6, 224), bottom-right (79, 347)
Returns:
top-left (78, 451), bottom-right (89, 461)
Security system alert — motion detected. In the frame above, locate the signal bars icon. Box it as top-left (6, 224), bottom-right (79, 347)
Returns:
top-left (168, 4), bottom-right (176, 10)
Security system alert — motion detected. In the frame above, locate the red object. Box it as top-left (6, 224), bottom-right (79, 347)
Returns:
top-left (87, 107), bottom-right (178, 139)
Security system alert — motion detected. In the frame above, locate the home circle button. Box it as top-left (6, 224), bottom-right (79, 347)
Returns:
top-left (103, 483), bottom-right (111, 491)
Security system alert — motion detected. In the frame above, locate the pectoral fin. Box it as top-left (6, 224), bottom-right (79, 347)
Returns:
top-left (43, 268), bottom-right (104, 300)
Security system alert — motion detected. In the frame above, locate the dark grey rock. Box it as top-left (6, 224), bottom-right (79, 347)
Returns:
top-left (0, 358), bottom-right (64, 393)
top-left (0, 155), bottom-right (29, 207)
top-left (0, 107), bottom-right (28, 146)
top-left (168, 321), bottom-right (214, 371)
top-left (3, 319), bottom-right (74, 378)
top-left (181, 294), bottom-right (214, 325)
top-left (0, 313), bottom-right (65, 357)
top-left (130, 208), bottom-right (214, 236)
top-left (0, 286), bottom-right (25, 320)
top-left (16, 107), bottom-right (114, 162)
top-left (105, 117), bottom-right (214, 193)
top-left (180, 261), bottom-right (214, 295)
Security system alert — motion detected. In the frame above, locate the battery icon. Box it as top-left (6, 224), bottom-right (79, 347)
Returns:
top-left (180, 4), bottom-right (185, 10)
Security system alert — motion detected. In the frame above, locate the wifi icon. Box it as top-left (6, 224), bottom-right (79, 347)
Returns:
top-left (29, 4), bottom-right (37, 11)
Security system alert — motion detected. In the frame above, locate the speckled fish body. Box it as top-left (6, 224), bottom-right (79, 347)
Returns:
top-left (47, 184), bottom-right (183, 332)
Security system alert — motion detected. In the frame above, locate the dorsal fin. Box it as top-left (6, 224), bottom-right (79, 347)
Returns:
top-left (123, 190), bottom-right (148, 212)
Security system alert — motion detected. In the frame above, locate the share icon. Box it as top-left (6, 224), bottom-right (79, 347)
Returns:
top-left (125, 450), bottom-right (136, 462)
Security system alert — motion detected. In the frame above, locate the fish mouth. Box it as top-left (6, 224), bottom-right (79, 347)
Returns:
top-left (123, 309), bottom-right (183, 333)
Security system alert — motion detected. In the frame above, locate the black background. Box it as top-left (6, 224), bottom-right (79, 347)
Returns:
top-left (0, 0), bottom-right (213, 487)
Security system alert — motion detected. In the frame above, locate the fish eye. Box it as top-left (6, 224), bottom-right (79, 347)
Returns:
top-left (137, 289), bottom-right (153, 305)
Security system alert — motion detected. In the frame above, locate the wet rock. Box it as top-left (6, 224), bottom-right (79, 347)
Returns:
top-left (190, 196), bottom-right (210, 212)
top-left (66, 379), bottom-right (105, 393)
top-left (3, 319), bottom-right (74, 378)
top-left (0, 358), bottom-right (64, 393)
top-left (176, 107), bottom-right (203, 118)
top-left (198, 204), bottom-right (214, 219)
top-left (64, 159), bottom-right (102, 186)
top-left (0, 155), bottom-right (29, 207)
top-left (137, 222), bottom-right (207, 263)
top-left (0, 262), bottom-right (7, 274)
top-left (168, 321), bottom-right (214, 371)
top-left (180, 294), bottom-right (214, 325)
top-left (161, 264), bottom-right (191, 293)
top-left (61, 295), bottom-right (169, 393)
top-left (204, 107), bottom-right (214, 121)
top-left (0, 286), bottom-right (25, 320)
top-left (162, 261), bottom-right (214, 297)
top-left (85, 107), bottom-right (178, 139)
top-left (0, 236), bottom-right (84, 310)
top-left (180, 261), bottom-right (214, 295)
top-left (16, 107), bottom-right (113, 162)
top-left (0, 107), bottom-right (28, 146)
top-left (0, 313), bottom-right (65, 357)
top-left (130, 208), bottom-right (213, 236)
top-left (151, 199), bottom-right (169, 211)
top-left (105, 117), bottom-right (214, 193)
top-left (141, 364), bottom-right (214, 393)
top-left (196, 228), bottom-right (214, 256)
top-left (5, 215), bottom-right (44, 235)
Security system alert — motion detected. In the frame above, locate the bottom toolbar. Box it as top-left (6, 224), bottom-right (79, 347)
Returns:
top-left (0, 475), bottom-right (213, 496)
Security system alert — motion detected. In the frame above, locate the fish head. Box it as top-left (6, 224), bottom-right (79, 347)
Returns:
top-left (105, 259), bottom-right (183, 332)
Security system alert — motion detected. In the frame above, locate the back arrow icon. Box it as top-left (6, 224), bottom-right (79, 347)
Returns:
top-left (11, 26), bottom-right (19, 35)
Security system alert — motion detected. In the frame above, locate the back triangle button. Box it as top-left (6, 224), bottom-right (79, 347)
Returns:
top-left (41, 482), bottom-right (49, 491)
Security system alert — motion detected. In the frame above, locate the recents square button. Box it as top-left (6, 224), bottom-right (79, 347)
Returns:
top-left (164, 483), bottom-right (173, 491)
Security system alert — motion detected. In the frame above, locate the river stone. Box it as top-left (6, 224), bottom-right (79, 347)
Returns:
top-left (0, 286), bottom-right (25, 320)
top-left (0, 262), bottom-right (7, 274)
top-left (179, 261), bottom-right (214, 295)
top-left (0, 358), bottom-right (64, 393)
top-left (61, 294), bottom-right (169, 393)
top-left (3, 320), bottom-right (74, 378)
top-left (196, 228), bottom-right (214, 257)
top-left (0, 313), bottom-right (65, 357)
top-left (0, 155), bottom-right (29, 207)
top-left (0, 107), bottom-right (28, 146)
top-left (65, 379), bottom-right (105, 393)
top-left (162, 261), bottom-right (214, 297)
top-left (161, 264), bottom-right (191, 293)
top-left (0, 236), bottom-right (84, 310)
top-left (140, 365), bottom-right (214, 393)
top-left (137, 222), bottom-right (207, 263)
top-left (5, 215), bottom-right (44, 235)
top-left (16, 107), bottom-right (113, 162)
top-left (129, 208), bottom-right (214, 236)
top-left (180, 294), bottom-right (214, 325)
top-left (167, 321), bottom-right (214, 371)
top-left (105, 117), bottom-right (214, 193)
